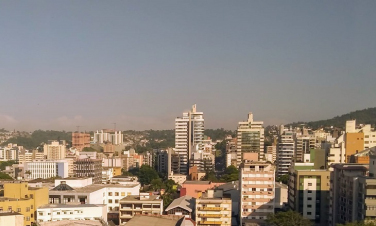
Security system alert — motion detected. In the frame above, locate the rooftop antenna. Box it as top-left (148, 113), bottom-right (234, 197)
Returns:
top-left (113, 123), bottom-right (116, 131)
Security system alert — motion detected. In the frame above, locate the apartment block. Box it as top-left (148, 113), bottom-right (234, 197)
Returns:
top-left (119, 193), bottom-right (163, 225)
top-left (276, 129), bottom-right (295, 177)
top-left (195, 189), bottom-right (232, 226)
top-left (226, 138), bottom-right (238, 167)
top-left (239, 160), bottom-right (275, 226)
top-left (25, 160), bottom-right (69, 180)
top-left (2, 182), bottom-right (49, 226)
top-left (288, 164), bottom-right (330, 225)
top-left (329, 164), bottom-right (368, 226)
top-left (74, 158), bottom-right (102, 184)
top-left (156, 149), bottom-right (168, 174)
top-left (237, 112), bottom-right (265, 163)
top-left (72, 132), bottom-right (91, 151)
top-left (37, 203), bottom-right (107, 223)
top-left (93, 129), bottom-right (123, 145)
top-left (265, 145), bottom-right (276, 163)
top-left (174, 104), bottom-right (205, 175)
top-left (44, 140), bottom-right (67, 160)
top-left (295, 135), bottom-right (315, 162)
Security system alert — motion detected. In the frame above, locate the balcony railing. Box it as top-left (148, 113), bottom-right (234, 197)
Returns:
top-left (198, 207), bottom-right (223, 211)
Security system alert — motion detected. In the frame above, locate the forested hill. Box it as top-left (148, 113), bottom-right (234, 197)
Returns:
top-left (288, 107), bottom-right (376, 130)
top-left (2, 130), bottom-right (72, 149)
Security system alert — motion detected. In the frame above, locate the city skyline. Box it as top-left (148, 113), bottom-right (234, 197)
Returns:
top-left (1, 1), bottom-right (375, 131)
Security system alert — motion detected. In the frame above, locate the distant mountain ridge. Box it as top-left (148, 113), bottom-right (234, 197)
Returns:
top-left (288, 107), bottom-right (376, 130)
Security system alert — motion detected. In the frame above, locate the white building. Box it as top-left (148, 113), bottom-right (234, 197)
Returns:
top-left (326, 134), bottom-right (346, 166)
top-left (25, 160), bottom-right (69, 179)
top-left (49, 181), bottom-right (141, 213)
top-left (55, 178), bottom-right (93, 188)
top-left (237, 112), bottom-right (265, 164)
top-left (44, 140), bottom-right (67, 160)
top-left (276, 129), bottom-right (295, 177)
top-left (93, 130), bottom-right (123, 145)
top-left (37, 204), bottom-right (107, 223)
top-left (346, 120), bottom-right (376, 149)
top-left (168, 172), bottom-right (187, 185)
top-left (174, 104), bottom-right (204, 174)
top-left (0, 147), bottom-right (19, 161)
top-left (239, 160), bottom-right (275, 225)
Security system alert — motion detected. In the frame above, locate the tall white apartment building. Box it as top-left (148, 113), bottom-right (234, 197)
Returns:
top-left (237, 112), bottom-right (265, 164)
top-left (326, 134), bottom-right (346, 167)
top-left (276, 129), bottom-right (295, 177)
top-left (93, 130), bottom-right (123, 145)
top-left (239, 160), bottom-right (275, 226)
top-left (44, 140), bottom-right (67, 160)
top-left (0, 147), bottom-right (19, 161)
top-left (174, 104), bottom-right (204, 175)
top-left (25, 160), bottom-right (69, 179)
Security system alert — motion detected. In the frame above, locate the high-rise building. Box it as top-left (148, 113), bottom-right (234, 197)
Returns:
top-left (236, 112), bottom-right (265, 164)
top-left (295, 135), bottom-right (315, 162)
top-left (72, 132), bottom-right (91, 151)
top-left (276, 129), bottom-right (295, 177)
top-left (174, 104), bottom-right (204, 175)
top-left (288, 163), bottom-right (330, 225)
top-left (329, 164), bottom-right (368, 225)
top-left (156, 149), bottom-right (168, 174)
top-left (44, 140), bottom-right (67, 160)
top-left (73, 158), bottom-right (102, 184)
top-left (195, 189), bottom-right (232, 226)
top-left (239, 159), bottom-right (275, 226)
top-left (93, 129), bottom-right (123, 145)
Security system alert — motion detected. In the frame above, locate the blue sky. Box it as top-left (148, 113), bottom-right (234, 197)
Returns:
top-left (0, 1), bottom-right (375, 131)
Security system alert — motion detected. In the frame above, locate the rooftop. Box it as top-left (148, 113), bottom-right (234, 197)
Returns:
top-left (120, 195), bottom-right (161, 202)
top-left (49, 183), bottom-right (139, 194)
top-left (165, 195), bottom-right (195, 212)
top-left (38, 204), bottom-right (105, 209)
top-left (125, 215), bottom-right (184, 226)
top-left (183, 181), bottom-right (211, 185)
top-left (38, 220), bottom-right (102, 226)
top-left (0, 212), bottom-right (23, 216)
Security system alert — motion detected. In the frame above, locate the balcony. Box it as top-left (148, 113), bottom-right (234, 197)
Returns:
top-left (198, 214), bottom-right (223, 218)
top-left (198, 207), bottom-right (223, 211)
top-left (199, 221), bottom-right (222, 225)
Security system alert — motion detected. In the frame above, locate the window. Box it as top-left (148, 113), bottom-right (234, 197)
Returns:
top-left (308, 197), bottom-right (312, 200)
top-left (109, 207), bottom-right (113, 211)
top-left (115, 199), bottom-right (119, 203)
top-left (115, 192), bottom-right (119, 196)
top-left (127, 192), bottom-right (131, 196)
top-left (26, 207), bottom-right (30, 212)
top-left (109, 199), bottom-right (113, 203)
top-left (108, 192), bottom-right (112, 196)
top-left (121, 192), bottom-right (125, 196)
top-left (308, 205), bottom-right (312, 208)
top-left (26, 216), bottom-right (30, 221)
top-left (308, 183), bottom-right (312, 186)
top-left (31, 205), bottom-right (33, 209)
top-left (307, 212), bottom-right (312, 215)
top-left (8, 206), bottom-right (12, 211)
top-left (308, 190), bottom-right (312, 193)
top-left (57, 212), bottom-right (60, 215)
top-left (30, 194), bottom-right (34, 199)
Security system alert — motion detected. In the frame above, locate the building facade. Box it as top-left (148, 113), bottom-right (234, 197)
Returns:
top-left (24, 160), bottom-right (69, 179)
top-left (72, 132), bottom-right (91, 151)
top-left (44, 140), bottom-right (67, 160)
top-left (239, 160), bottom-right (275, 226)
top-left (74, 158), bottom-right (102, 184)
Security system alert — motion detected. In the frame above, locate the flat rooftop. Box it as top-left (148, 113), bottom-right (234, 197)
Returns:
top-left (120, 195), bottom-right (161, 202)
top-left (49, 183), bottom-right (139, 194)
top-left (126, 215), bottom-right (184, 226)
top-left (183, 181), bottom-right (211, 185)
top-left (38, 204), bottom-right (105, 209)
top-left (0, 212), bottom-right (23, 216)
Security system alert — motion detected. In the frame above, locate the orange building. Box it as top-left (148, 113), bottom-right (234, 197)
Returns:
top-left (180, 181), bottom-right (225, 198)
top-left (72, 132), bottom-right (90, 151)
top-left (345, 132), bottom-right (364, 162)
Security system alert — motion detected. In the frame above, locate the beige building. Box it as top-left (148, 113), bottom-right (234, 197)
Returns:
top-left (239, 160), bottom-right (275, 226)
top-left (237, 113), bottom-right (265, 163)
top-left (44, 140), bottom-right (67, 160)
top-left (119, 193), bottom-right (163, 225)
top-left (195, 189), bottom-right (232, 226)
top-left (0, 212), bottom-right (24, 225)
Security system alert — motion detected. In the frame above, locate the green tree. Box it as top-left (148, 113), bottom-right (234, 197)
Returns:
top-left (221, 165), bottom-right (239, 182)
top-left (138, 165), bottom-right (159, 185)
top-left (0, 172), bottom-right (12, 179)
top-left (266, 210), bottom-right (313, 226)
top-left (150, 178), bottom-right (165, 190)
top-left (276, 174), bottom-right (289, 185)
top-left (0, 160), bottom-right (17, 170)
top-left (202, 170), bottom-right (219, 182)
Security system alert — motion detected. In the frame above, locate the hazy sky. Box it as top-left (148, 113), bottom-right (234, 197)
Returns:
top-left (1, 1), bottom-right (375, 131)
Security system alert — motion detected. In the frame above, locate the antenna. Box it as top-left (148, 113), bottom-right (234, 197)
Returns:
top-left (113, 123), bottom-right (116, 131)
